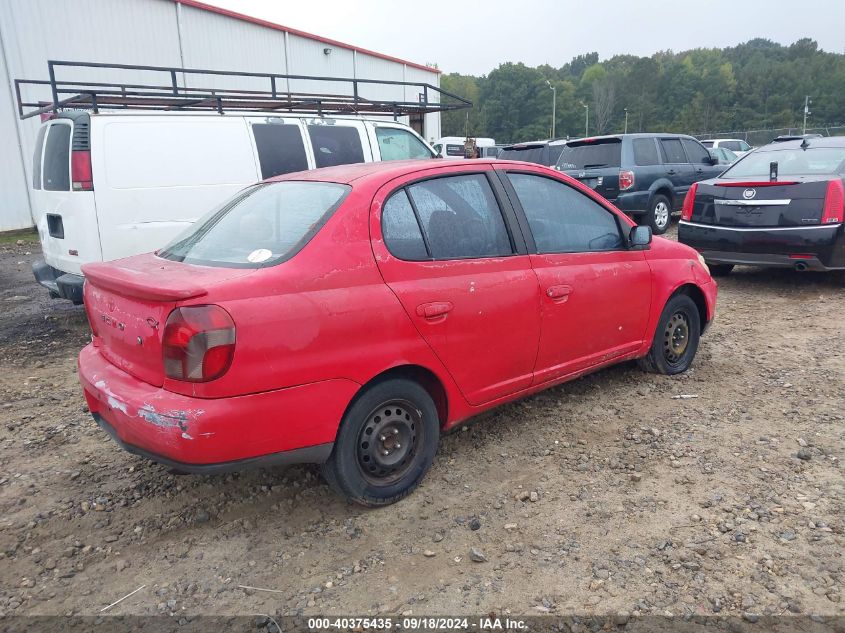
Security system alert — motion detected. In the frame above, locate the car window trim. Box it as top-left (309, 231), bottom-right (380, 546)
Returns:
top-left (379, 170), bottom-right (525, 263)
top-left (500, 169), bottom-right (633, 255)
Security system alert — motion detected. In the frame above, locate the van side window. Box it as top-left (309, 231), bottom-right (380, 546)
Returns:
top-left (407, 174), bottom-right (512, 260)
top-left (32, 125), bottom-right (47, 189)
top-left (43, 124), bottom-right (71, 191)
top-left (633, 138), bottom-right (660, 166)
top-left (382, 189), bottom-right (428, 260)
top-left (252, 123), bottom-right (309, 178)
top-left (659, 138), bottom-right (687, 164)
top-left (375, 127), bottom-right (432, 161)
top-left (307, 125), bottom-right (365, 168)
top-left (508, 173), bottom-right (623, 253)
top-left (682, 138), bottom-right (711, 164)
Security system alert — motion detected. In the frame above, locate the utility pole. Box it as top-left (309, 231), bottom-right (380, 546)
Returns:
top-left (624, 108), bottom-right (628, 134)
top-left (582, 102), bottom-right (589, 137)
top-left (802, 95), bottom-right (811, 135)
top-left (546, 80), bottom-right (556, 139)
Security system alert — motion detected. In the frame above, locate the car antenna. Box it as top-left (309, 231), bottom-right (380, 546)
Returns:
top-left (769, 161), bottom-right (778, 182)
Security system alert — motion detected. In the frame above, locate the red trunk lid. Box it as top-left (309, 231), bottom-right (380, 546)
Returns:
top-left (82, 254), bottom-right (252, 387)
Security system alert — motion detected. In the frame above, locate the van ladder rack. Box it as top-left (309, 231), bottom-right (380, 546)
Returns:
top-left (15, 60), bottom-right (471, 120)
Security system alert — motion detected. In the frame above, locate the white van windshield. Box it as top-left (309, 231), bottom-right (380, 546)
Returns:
top-left (159, 182), bottom-right (350, 268)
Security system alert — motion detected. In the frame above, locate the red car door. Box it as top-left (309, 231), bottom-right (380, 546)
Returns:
top-left (497, 167), bottom-right (652, 384)
top-left (371, 167), bottom-right (540, 406)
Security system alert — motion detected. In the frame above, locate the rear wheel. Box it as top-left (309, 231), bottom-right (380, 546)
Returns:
top-left (645, 194), bottom-right (672, 235)
top-left (707, 263), bottom-right (734, 277)
top-left (638, 294), bottom-right (701, 375)
top-left (321, 378), bottom-right (439, 507)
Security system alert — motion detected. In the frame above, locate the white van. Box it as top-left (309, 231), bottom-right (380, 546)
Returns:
top-left (30, 111), bottom-right (435, 303)
top-left (432, 136), bottom-right (497, 159)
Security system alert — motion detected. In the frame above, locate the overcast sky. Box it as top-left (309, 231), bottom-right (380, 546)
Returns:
top-left (204, 0), bottom-right (844, 75)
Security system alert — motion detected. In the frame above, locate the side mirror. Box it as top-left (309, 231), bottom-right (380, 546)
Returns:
top-left (706, 154), bottom-right (719, 166)
top-left (629, 225), bottom-right (652, 247)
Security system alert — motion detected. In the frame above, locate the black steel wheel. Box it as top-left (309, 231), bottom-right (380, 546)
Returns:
top-left (356, 400), bottom-right (422, 485)
top-left (321, 378), bottom-right (439, 507)
top-left (638, 294), bottom-right (701, 375)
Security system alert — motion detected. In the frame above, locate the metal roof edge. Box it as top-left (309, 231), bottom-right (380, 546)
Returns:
top-left (173, 0), bottom-right (441, 75)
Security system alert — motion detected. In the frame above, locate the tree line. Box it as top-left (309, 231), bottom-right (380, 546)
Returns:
top-left (440, 38), bottom-right (845, 143)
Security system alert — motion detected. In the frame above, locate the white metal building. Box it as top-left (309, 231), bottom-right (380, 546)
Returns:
top-left (0, 0), bottom-right (442, 232)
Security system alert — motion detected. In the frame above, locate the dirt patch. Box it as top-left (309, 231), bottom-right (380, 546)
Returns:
top-left (0, 228), bottom-right (843, 622)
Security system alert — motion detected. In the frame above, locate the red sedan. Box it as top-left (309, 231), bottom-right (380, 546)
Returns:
top-left (78, 159), bottom-right (717, 506)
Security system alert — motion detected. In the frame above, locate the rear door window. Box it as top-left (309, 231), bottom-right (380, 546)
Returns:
top-left (43, 123), bottom-right (71, 191)
top-left (252, 123), bottom-right (309, 178)
top-left (32, 125), bottom-right (47, 189)
top-left (375, 127), bottom-right (433, 161)
top-left (681, 138), bottom-right (711, 164)
top-left (633, 138), bottom-right (660, 166)
top-left (406, 174), bottom-right (513, 260)
top-left (557, 141), bottom-right (622, 169)
top-left (721, 141), bottom-right (742, 152)
top-left (508, 173), bottom-right (623, 253)
top-left (307, 125), bottom-right (365, 168)
top-left (659, 138), bottom-right (687, 164)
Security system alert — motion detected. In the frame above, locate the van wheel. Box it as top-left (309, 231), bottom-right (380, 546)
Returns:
top-left (321, 378), bottom-right (439, 507)
top-left (638, 294), bottom-right (701, 375)
top-left (707, 263), bottom-right (734, 277)
top-left (646, 194), bottom-right (672, 235)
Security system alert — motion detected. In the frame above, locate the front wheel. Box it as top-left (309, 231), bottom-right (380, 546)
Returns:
top-left (321, 378), bottom-right (440, 507)
top-left (638, 294), bottom-right (701, 375)
top-left (645, 194), bottom-right (672, 235)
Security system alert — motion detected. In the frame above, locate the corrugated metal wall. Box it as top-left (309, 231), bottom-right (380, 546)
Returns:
top-left (0, 0), bottom-right (440, 231)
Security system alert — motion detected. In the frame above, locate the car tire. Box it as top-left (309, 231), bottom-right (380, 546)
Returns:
top-left (646, 194), bottom-right (672, 235)
top-left (638, 294), bottom-right (701, 375)
top-left (320, 378), bottom-right (440, 507)
top-left (707, 263), bottom-right (734, 277)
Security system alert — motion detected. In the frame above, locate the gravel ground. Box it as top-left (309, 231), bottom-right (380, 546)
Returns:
top-left (0, 226), bottom-right (843, 625)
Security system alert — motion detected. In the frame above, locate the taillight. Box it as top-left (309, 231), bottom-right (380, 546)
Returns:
top-left (681, 183), bottom-right (698, 221)
top-left (71, 150), bottom-right (93, 191)
top-left (163, 306), bottom-right (235, 382)
top-left (821, 179), bottom-right (844, 224)
top-left (619, 170), bottom-right (635, 191)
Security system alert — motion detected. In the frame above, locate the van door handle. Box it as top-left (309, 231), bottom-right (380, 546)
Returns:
top-left (416, 301), bottom-right (454, 319)
top-left (667, 169), bottom-right (677, 175)
top-left (546, 285), bottom-right (572, 301)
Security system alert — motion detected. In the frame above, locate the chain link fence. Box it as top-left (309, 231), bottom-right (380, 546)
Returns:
top-left (697, 126), bottom-right (845, 147)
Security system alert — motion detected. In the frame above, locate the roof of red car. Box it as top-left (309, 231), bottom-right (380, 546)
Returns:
top-left (266, 158), bottom-right (547, 186)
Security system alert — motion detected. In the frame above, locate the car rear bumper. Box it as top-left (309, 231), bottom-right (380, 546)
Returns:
top-left (678, 221), bottom-right (845, 270)
top-left (32, 259), bottom-right (85, 303)
top-left (78, 344), bottom-right (359, 471)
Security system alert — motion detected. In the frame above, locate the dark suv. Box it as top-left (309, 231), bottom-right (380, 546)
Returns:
top-left (556, 133), bottom-right (723, 234)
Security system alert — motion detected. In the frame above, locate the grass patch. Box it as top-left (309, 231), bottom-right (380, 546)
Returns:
top-left (0, 228), bottom-right (38, 245)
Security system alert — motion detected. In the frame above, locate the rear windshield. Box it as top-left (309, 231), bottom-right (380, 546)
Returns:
top-left (557, 140), bottom-right (622, 170)
top-left (722, 147), bottom-right (845, 179)
top-left (499, 146), bottom-right (545, 164)
top-left (158, 182), bottom-right (350, 268)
